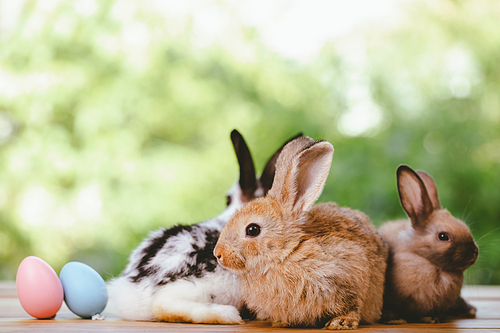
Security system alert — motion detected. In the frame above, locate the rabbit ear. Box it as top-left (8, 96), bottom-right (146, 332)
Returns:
top-left (397, 165), bottom-right (434, 229)
top-left (260, 133), bottom-right (303, 195)
top-left (416, 170), bottom-right (441, 210)
top-left (269, 137), bottom-right (334, 215)
top-left (231, 130), bottom-right (257, 198)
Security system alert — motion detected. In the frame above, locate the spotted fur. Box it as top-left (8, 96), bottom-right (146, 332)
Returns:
top-left (107, 130), bottom-right (300, 324)
top-left (127, 224), bottom-right (220, 285)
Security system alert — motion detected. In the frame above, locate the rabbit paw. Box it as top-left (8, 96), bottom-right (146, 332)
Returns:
top-left (325, 314), bottom-right (359, 330)
top-left (153, 302), bottom-right (243, 325)
top-left (459, 305), bottom-right (477, 318)
top-left (380, 310), bottom-right (408, 324)
top-left (449, 297), bottom-right (477, 318)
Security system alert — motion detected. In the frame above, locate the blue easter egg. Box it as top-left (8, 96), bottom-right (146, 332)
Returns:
top-left (59, 261), bottom-right (108, 319)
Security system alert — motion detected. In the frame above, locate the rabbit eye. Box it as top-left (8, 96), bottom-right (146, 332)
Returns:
top-left (245, 224), bottom-right (261, 237)
top-left (226, 195), bottom-right (232, 206)
top-left (438, 232), bottom-right (450, 241)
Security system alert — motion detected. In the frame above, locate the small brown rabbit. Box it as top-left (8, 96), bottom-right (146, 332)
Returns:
top-left (379, 165), bottom-right (478, 323)
top-left (214, 136), bottom-right (388, 330)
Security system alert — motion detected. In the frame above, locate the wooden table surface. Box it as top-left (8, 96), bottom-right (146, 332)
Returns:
top-left (1, 282), bottom-right (499, 332)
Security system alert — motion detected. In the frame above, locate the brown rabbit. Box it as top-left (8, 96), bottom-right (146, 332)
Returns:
top-left (379, 165), bottom-right (478, 323)
top-left (214, 136), bottom-right (388, 330)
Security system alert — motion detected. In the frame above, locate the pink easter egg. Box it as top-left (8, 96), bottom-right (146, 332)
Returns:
top-left (16, 256), bottom-right (64, 319)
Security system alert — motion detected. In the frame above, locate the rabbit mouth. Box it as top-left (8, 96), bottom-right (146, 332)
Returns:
top-left (463, 252), bottom-right (478, 269)
top-left (217, 258), bottom-right (245, 273)
top-left (215, 249), bottom-right (246, 272)
top-left (455, 249), bottom-right (478, 271)
top-left (461, 243), bottom-right (479, 269)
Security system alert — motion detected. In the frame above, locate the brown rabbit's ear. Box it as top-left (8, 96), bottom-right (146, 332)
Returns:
top-left (260, 133), bottom-right (303, 194)
top-left (231, 130), bottom-right (257, 198)
top-left (416, 170), bottom-right (441, 210)
top-left (397, 165), bottom-right (434, 229)
top-left (269, 138), bottom-right (334, 215)
top-left (268, 136), bottom-right (316, 198)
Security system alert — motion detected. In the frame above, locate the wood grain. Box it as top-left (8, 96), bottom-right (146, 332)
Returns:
top-left (1, 283), bottom-right (499, 332)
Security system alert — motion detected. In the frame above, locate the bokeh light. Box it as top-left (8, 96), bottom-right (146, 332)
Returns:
top-left (0, 0), bottom-right (498, 285)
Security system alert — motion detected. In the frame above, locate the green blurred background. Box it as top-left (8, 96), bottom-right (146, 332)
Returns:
top-left (0, 0), bottom-right (498, 284)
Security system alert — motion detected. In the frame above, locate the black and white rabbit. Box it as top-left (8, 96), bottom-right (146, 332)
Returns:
top-left (107, 130), bottom-right (300, 324)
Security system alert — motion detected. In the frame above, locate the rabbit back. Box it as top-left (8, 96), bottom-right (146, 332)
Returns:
top-left (304, 203), bottom-right (388, 324)
top-left (122, 218), bottom-right (224, 286)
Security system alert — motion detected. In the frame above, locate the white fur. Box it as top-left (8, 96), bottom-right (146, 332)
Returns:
top-left (107, 277), bottom-right (156, 321)
top-left (151, 266), bottom-right (243, 324)
top-left (108, 265), bottom-right (243, 323)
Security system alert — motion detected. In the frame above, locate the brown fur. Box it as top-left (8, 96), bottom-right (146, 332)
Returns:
top-left (214, 137), bottom-right (388, 330)
top-left (379, 165), bottom-right (478, 323)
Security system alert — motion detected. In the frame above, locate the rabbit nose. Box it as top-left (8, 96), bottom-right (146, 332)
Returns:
top-left (467, 242), bottom-right (479, 265)
top-left (470, 241), bottom-right (478, 254)
top-left (472, 243), bottom-right (479, 259)
top-left (214, 246), bottom-right (223, 262)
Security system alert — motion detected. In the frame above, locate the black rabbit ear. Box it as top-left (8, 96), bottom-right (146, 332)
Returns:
top-left (260, 133), bottom-right (303, 195)
top-left (397, 165), bottom-right (434, 229)
top-left (231, 130), bottom-right (257, 198)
